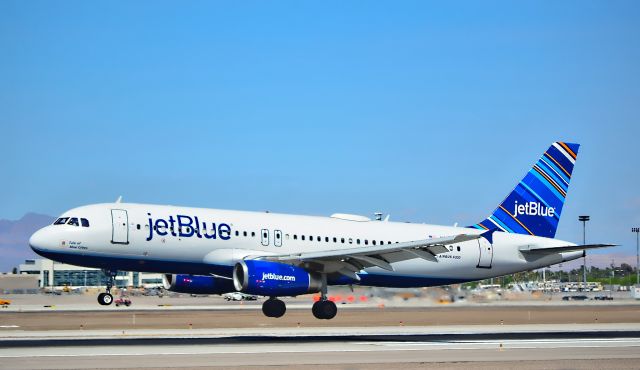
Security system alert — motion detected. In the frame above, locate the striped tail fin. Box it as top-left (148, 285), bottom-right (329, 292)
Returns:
top-left (471, 142), bottom-right (580, 238)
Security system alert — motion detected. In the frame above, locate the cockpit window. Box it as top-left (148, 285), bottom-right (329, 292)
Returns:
top-left (81, 218), bottom-right (90, 227)
top-left (54, 217), bottom-right (69, 225)
top-left (67, 217), bottom-right (79, 226)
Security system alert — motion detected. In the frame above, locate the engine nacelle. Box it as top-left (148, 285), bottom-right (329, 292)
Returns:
top-left (162, 274), bottom-right (236, 295)
top-left (233, 260), bottom-right (322, 297)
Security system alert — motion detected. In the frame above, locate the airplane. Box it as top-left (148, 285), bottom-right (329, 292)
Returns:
top-left (29, 141), bottom-right (613, 319)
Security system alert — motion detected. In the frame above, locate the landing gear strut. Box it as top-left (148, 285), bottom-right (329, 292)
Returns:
top-left (97, 270), bottom-right (117, 306)
top-left (262, 297), bottom-right (286, 318)
top-left (312, 274), bottom-right (337, 320)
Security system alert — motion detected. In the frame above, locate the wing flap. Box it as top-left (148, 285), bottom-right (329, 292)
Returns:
top-left (348, 255), bottom-right (394, 271)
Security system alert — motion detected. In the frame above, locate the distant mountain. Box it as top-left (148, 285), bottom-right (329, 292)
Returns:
top-left (0, 213), bottom-right (55, 272)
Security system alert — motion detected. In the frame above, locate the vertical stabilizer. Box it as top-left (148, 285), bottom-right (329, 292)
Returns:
top-left (471, 142), bottom-right (580, 238)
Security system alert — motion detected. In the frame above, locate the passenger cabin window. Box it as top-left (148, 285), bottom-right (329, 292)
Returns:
top-left (251, 232), bottom-right (255, 237)
top-left (294, 234), bottom-right (298, 240)
top-left (365, 239), bottom-right (369, 245)
top-left (54, 217), bottom-right (69, 225)
top-left (67, 218), bottom-right (79, 227)
top-left (333, 237), bottom-right (337, 243)
top-left (80, 218), bottom-right (90, 227)
top-left (301, 235), bottom-right (305, 241)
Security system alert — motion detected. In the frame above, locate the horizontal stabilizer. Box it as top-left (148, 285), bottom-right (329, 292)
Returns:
top-left (519, 244), bottom-right (616, 254)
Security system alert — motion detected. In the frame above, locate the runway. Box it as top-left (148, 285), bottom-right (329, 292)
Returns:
top-left (2, 324), bottom-right (640, 369)
top-left (2, 302), bottom-right (640, 369)
top-left (2, 304), bottom-right (640, 330)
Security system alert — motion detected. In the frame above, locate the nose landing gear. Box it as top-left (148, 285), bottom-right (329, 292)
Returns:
top-left (97, 270), bottom-right (117, 306)
top-left (97, 292), bottom-right (113, 305)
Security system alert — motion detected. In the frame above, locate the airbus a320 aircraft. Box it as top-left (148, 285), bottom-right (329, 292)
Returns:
top-left (29, 142), bottom-right (612, 319)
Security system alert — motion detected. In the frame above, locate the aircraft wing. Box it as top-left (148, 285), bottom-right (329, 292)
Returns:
top-left (519, 244), bottom-right (616, 254)
top-left (252, 233), bottom-right (483, 280)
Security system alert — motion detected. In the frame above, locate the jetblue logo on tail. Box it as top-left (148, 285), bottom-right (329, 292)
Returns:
top-left (471, 141), bottom-right (580, 238)
top-left (513, 201), bottom-right (555, 218)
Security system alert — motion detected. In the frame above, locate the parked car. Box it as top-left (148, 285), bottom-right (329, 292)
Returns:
top-left (594, 295), bottom-right (614, 301)
top-left (562, 295), bottom-right (589, 301)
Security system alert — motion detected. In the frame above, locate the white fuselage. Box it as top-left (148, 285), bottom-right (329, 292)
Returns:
top-left (29, 202), bottom-right (582, 288)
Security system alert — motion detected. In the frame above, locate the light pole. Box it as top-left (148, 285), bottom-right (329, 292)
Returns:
top-left (610, 258), bottom-right (615, 298)
top-left (579, 215), bottom-right (590, 289)
top-left (633, 227), bottom-right (639, 286)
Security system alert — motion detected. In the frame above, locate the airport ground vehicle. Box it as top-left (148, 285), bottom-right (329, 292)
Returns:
top-left (0, 298), bottom-right (11, 306)
top-left (114, 296), bottom-right (132, 307)
top-left (223, 292), bottom-right (258, 301)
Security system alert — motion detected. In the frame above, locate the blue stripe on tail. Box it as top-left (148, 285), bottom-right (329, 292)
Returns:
top-left (471, 142), bottom-right (580, 238)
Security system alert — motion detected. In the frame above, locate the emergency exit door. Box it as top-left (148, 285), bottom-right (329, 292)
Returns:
top-left (261, 229), bottom-right (269, 246)
top-left (111, 209), bottom-right (129, 244)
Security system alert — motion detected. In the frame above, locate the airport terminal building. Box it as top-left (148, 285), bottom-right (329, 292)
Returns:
top-left (16, 258), bottom-right (163, 289)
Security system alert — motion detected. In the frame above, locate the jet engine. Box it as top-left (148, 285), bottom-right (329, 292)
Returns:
top-left (233, 260), bottom-right (322, 297)
top-left (162, 274), bottom-right (236, 295)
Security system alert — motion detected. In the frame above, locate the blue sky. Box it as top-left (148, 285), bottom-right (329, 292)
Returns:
top-left (1, 1), bottom-right (639, 258)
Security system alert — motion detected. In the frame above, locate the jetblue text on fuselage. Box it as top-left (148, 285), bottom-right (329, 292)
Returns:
top-left (262, 272), bottom-right (296, 282)
top-left (146, 213), bottom-right (231, 241)
top-left (513, 201), bottom-right (555, 218)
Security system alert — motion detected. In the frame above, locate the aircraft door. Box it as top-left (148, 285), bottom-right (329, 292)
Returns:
top-left (476, 238), bottom-right (493, 268)
top-left (274, 230), bottom-right (282, 247)
top-left (261, 229), bottom-right (269, 246)
top-left (111, 209), bottom-right (129, 244)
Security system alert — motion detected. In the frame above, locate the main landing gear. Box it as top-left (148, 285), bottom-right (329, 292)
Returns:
top-left (312, 299), bottom-right (337, 320)
top-left (97, 270), bottom-right (117, 306)
top-left (312, 274), bottom-right (336, 320)
top-left (262, 297), bottom-right (286, 318)
top-left (259, 274), bottom-right (338, 320)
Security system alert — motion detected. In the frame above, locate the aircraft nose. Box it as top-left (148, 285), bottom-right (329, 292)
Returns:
top-left (29, 227), bottom-right (54, 252)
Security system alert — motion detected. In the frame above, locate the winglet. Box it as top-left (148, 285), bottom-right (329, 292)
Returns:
top-left (480, 228), bottom-right (498, 244)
